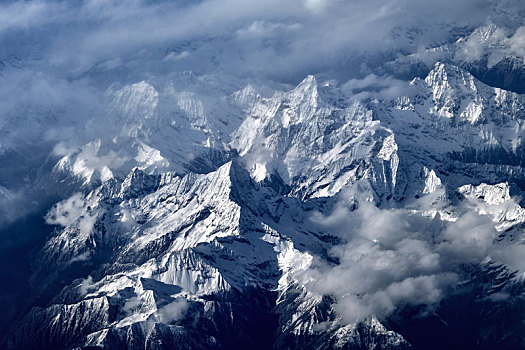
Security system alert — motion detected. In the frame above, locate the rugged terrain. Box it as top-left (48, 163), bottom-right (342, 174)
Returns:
top-left (1, 3), bottom-right (525, 349)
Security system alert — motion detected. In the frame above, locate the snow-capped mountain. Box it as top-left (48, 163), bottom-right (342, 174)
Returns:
top-left (384, 20), bottom-right (525, 94)
top-left (2, 1), bottom-right (525, 349)
top-left (3, 54), bottom-right (525, 349)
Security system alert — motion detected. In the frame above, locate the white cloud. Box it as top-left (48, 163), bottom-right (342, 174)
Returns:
top-left (0, 1), bottom-right (65, 33)
top-left (235, 21), bottom-right (302, 40)
top-left (509, 26), bottom-right (525, 62)
top-left (164, 51), bottom-right (190, 61)
top-left (78, 275), bottom-right (95, 296)
top-left (45, 193), bottom-right (100, 236)
top-left (1, 0), bottom-right (515, 82)
top-left (302, 191), bottom-right (516, 323)
top-left (157, 299), bottom-right (189, 324)
top-left (342, 74), bottom-right (410, 101)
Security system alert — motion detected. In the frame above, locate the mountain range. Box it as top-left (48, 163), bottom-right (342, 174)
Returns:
top-left (1, 2), bottom-right (525, 349)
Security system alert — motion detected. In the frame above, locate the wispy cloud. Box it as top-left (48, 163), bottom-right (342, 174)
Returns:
top-left (2, 0), bottom-right (519, 81)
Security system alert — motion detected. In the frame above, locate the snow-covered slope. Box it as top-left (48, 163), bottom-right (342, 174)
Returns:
top-left (231, 75), bottom-right (404, 200)
top-left (4, 7), bottom-right (525, 347)
top-left (52, 73), bottom-right (249, 187)
top-left (384, 20), bottom-right (525, 93)
top-left (375, 61), bottom-right (525, 197)
top-left (10, 159), bottom-right (411, 349)
top-left (6, 56), bottom-right (525, 350)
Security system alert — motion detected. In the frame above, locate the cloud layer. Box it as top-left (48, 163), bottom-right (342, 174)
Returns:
top-left (2, 0), bottom-right (522, 83)
top-left (300, 187), bottom-right (524, 323)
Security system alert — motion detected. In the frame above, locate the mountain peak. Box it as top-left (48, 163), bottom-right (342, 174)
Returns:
top-left (298, 74), bottom-right (317, 86)
top-left (424, 62), bottom-right (480, 119)
top-left (289, 74), bottom-right (319, 103)
top-left (110, 81), bottom-right (159, 121)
